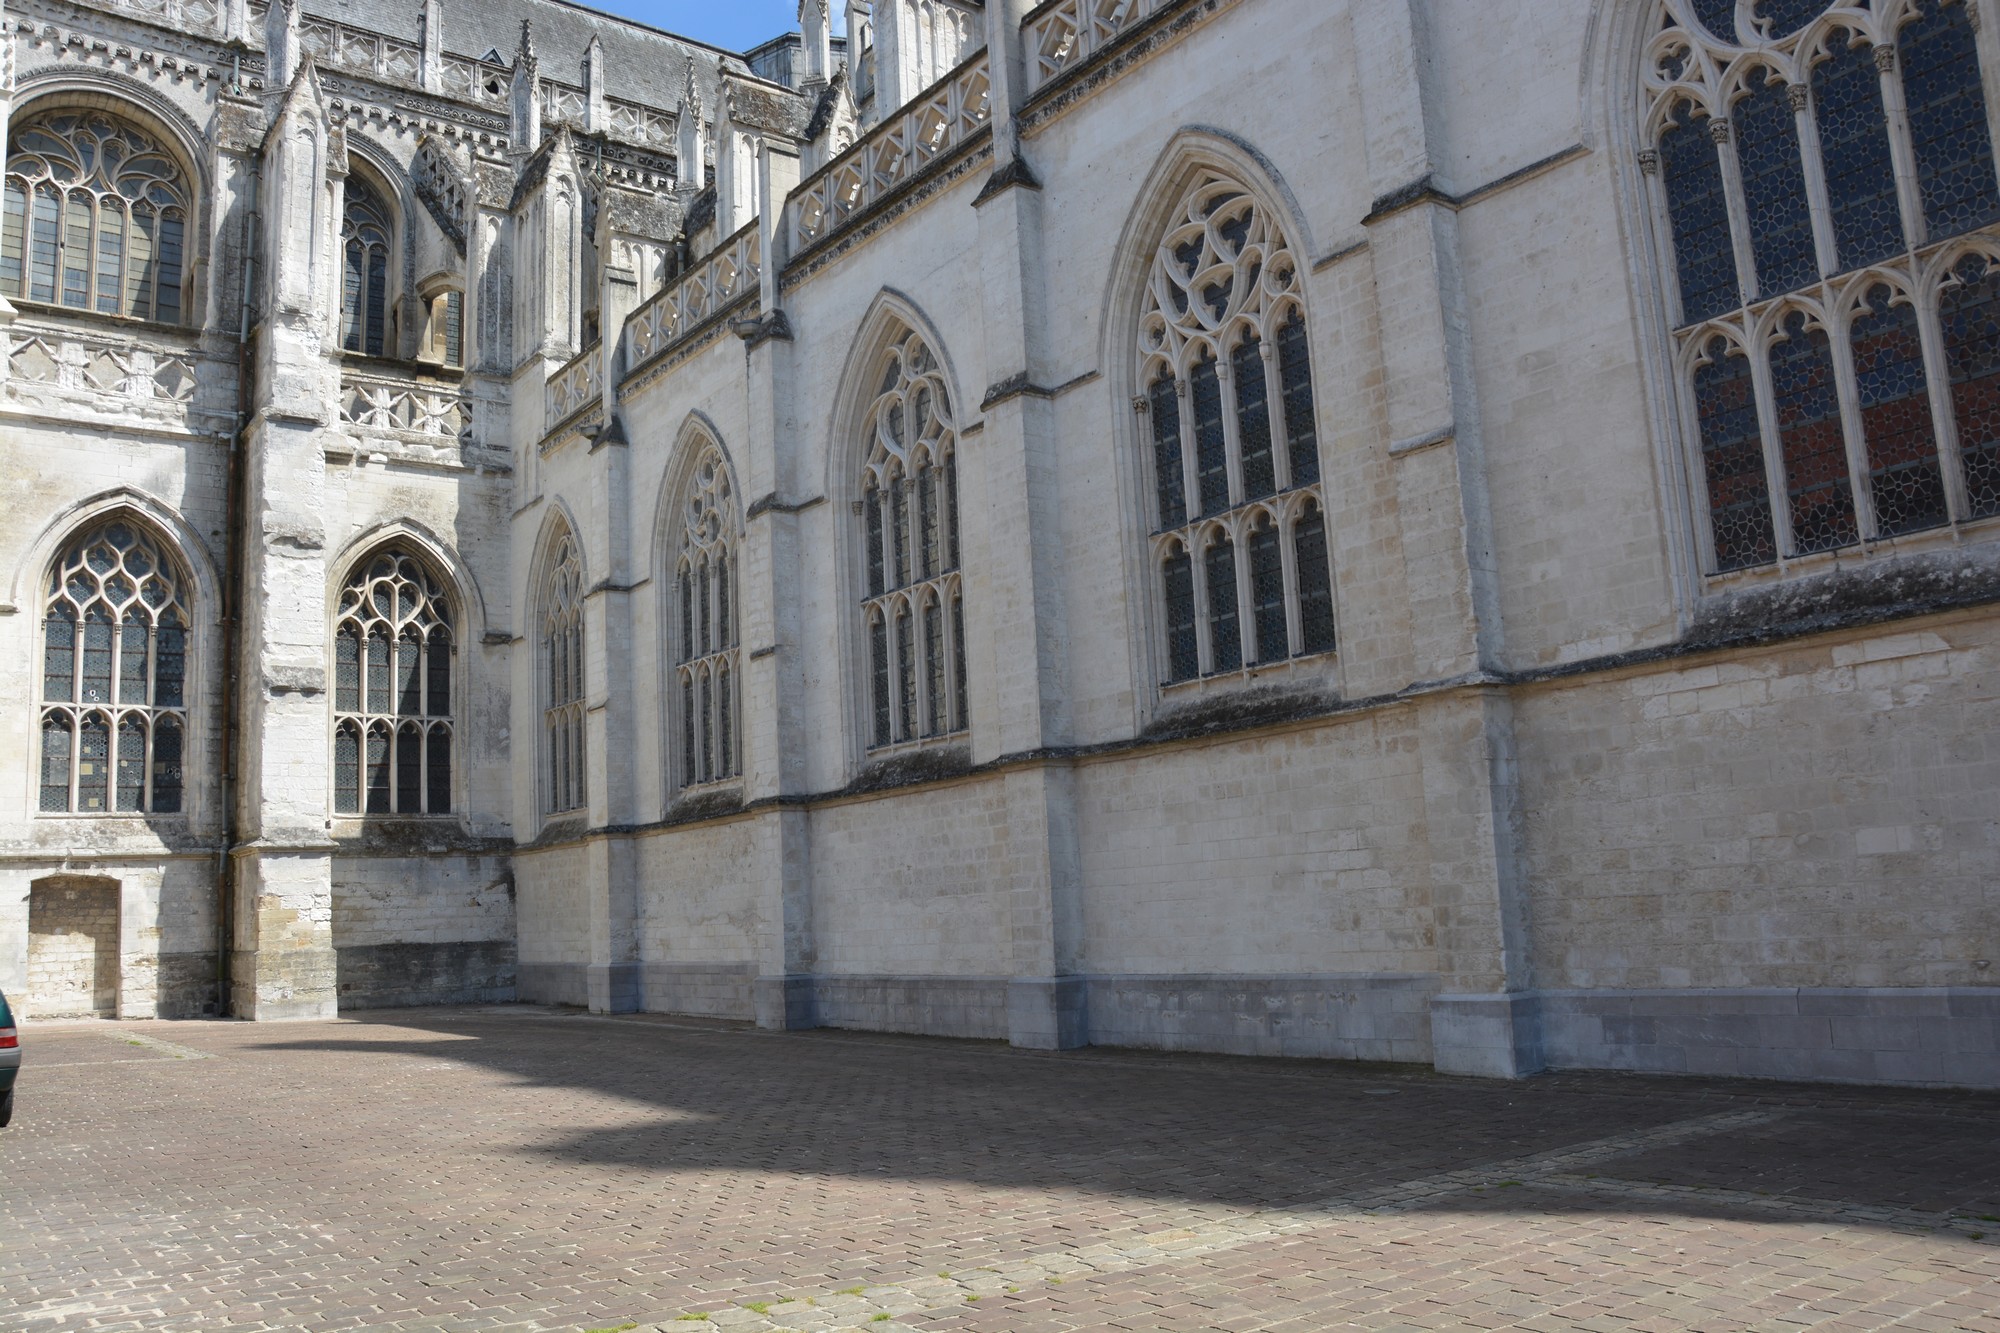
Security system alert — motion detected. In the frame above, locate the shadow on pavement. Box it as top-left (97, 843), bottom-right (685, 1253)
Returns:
top-left (245, 1006), bottom-right (2000, 1228)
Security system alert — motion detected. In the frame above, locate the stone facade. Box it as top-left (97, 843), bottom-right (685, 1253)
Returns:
top-left (2, 0), bottom-right (1998, 1089)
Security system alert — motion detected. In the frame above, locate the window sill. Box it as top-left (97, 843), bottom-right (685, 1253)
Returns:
top-left (7, 300), bottom-right (200, 342)
top-left (1701, 513), bottom-right (2000, 594)
top-left (1159, 647), bottom-right (1338, 696)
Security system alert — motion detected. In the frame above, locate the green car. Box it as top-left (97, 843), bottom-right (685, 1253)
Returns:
top-left (0, 987), bottom-right (17, 1127)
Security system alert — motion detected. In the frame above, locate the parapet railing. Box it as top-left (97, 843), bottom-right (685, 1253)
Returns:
top-left (545, 346), bottom-right (603, 432)
top-left (1024, 0), bottom-right (1172, 92)
top-left (339, 366), bottom-right (467, 441)
top-left (6, 323), bottom-right (200, 408)
top-left (787, 49), bottom-right (992, 253)
top-left (108, 0), bottom-right (223, 35)
top-left (623, 221), bottom-right (763, 371)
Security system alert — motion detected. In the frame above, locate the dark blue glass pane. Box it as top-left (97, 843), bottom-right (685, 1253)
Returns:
top-left (1813, 34), bottom-right (1905, 270)
top-left (1163, 547), bottom-right (1197, 682)
top-left (1770, 312), bottom-right (1859, 553)
top-left (1941, 255), bottom-right (2000, 518)
top-left (1691, 0), bottom-right (1740, 42)
top-left (1900, 0), bottom-right (2000, 238)
top-left (1754, 0), bottom-right (1828, 38)
top-left (1852, 285), bottom-right (1947, 536)
top-left (1205, 538), bottom-right (1240, 672)
top-left (1149, 371), bottom-right (1184, 529)
top-left (1294, 508), bottom-right (1336, 655)
top-left (1693, 336), bottom-right (1777, 570)
top-left (1660, 103), bottom-right (1741, 323)
top-left (1735, 79), bottom-right (1819, 296)
top-left (1191, 356), bottom-right (1229, 516)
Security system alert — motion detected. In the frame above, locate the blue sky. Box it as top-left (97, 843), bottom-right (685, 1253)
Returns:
top-left (579, 1), bottom-right (834, 52)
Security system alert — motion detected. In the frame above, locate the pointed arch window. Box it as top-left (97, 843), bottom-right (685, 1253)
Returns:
top-left (332, 548), bottom-right (455, 816)
top-left (1, 111), bottom-right (190, 323)
top-left (40, 520), bottom-right (188, 814)
top-left (541, 527), bottom-right (587, 816)
top-left (670, 442), bottom-right (741, 788)
top-left (1644, 0), bottom-right (2000, 572)
top-left (860, 329), bottom-right (967, 749)
top-left (341, 175), bottom-right (393, 357)
top-left (1141, 173), bottom-right (1332, 684)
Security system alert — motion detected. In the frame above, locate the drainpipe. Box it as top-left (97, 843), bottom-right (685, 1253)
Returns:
top-left (217, 152), bottom-right (262, 1018)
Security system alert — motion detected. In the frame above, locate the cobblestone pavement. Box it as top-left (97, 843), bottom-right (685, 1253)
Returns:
top-left (6, 1007), bottom-right (1999, 1333)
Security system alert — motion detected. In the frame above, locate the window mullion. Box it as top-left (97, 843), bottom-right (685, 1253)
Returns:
top-left (1914, 277), bottom-right (1975, 522)
top-left (1262, 339), bottom-right (1290, 492)
top-left (1191, 530), bottom-right (1214, 676)
top-left (1874, 44), bottom-right (1930, 250)
top-left (1280, 510), bottom-right (1303, 659)
top-left (1745, 329), bottom-right (1798, 561)
top-left (1219, 354), bottom-right (1246, 507)
top-left (1176, 374), bottom-right (1199, 526)
top-left (1788, 83), bottom-right (1841, 279)
top-left (944, 584), bottom-right (961, 733)
top-left (1710, 118), bottom-right (1763, 305)
top-left (1821, 304), bottom-right (1881, 540)
top-left (1232, 520), bottom-right (1255, 667)
top-left (1973, 1), bottom-right (2000, 197)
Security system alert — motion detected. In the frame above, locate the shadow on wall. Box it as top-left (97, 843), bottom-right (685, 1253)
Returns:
top-left (246, 1009), bottom-right (2000, 1224)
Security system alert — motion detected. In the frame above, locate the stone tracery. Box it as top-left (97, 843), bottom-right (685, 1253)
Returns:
top-left (1, 110), bottom-right (191, 324)
top-left (1141, 171), bottom-right (1332, 683)
top-left (1645, 0), bottom-right (2000, 572)
top-left (40, 520), bottom-right (188, 815)
top-left (860, 327), bottom-right (966, 749)
top-left (671, 441), bottom-right (741, 788)
top-left (332, 548), bottom-right (455, 817)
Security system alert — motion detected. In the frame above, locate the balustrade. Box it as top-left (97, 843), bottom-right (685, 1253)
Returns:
top-left (624, 223), bottom-right (763, 369)
top-left (1024, 0), bottom-right (1167, 92)
top-left (7, 327), bottom-right (199, 409)
top-left (789, 51), bottom-right (991, 251)
top-left (340, 367), bottom-right (466, 441)
top-left (544, 348), bottom-right (602, 431)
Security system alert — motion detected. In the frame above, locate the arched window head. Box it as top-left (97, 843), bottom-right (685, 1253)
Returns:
top-left (341, 175), bottom-right (394, 357)
top-left (671, 442), bottom-right (741, 789)
top-left (1644, 0), bottom-right (2000, 573)
top-left (332, 548), bottom-right (455, 817)
top-left (40, 520), bottom-right (189, 815)
top-left (542, 526), bottom-right (587, 817)
top-left (1, 110), bottom-right (191, 323)
top-left (860, 328), bottom-right (966, 749)
top-left (1141, 171), bottom-right (1331, 684)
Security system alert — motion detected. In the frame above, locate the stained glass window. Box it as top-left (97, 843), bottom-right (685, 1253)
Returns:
top-left (1735, 79), bottom-right (1819, 296)
top-left (1652, 0), bottom-right (2000, 570)
top-left (672, 442), bottom-right (742, 787)
top-left (1899, 0), bottom-right (2000, 240)
top-left (1142, 173), bottom-right (1333, 683)
top-left (342, 175), bottom-right (394, 356)
top-left (2, 111), bottom-right (191, 322)
top-left (1659, 102), bottom-right (1741, 324)
top-left (860, 329), bottom-right (967, 749)
top-left (1942, 254), bottom-right (2000, 518)
top-left (332, 548), bottom-right (454, 816)
top-left (1813, 34), bottom-right (1904, 270)
top-left (1769, 313), bottom-right (1859, 553)
top-left (1205, 533), bottom-right (1240, 673)
top-left (542, 528), bottom-right (586, 816)
top-left (1150, 370), bottom-right (1185, 528)
top-left (1693, 337), bottom-right (1777, 571)
top-left (1851, 285), bottom-right (1948, 536)
top-left (40, 521), bottom-right (190, 814)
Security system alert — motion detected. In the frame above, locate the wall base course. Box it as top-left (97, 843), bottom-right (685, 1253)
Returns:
top-left (334, 942), bottom-right (517, 1010)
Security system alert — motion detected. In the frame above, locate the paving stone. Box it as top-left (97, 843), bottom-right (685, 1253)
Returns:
top-left (4, 1010), bottom-right (1999, 1332)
